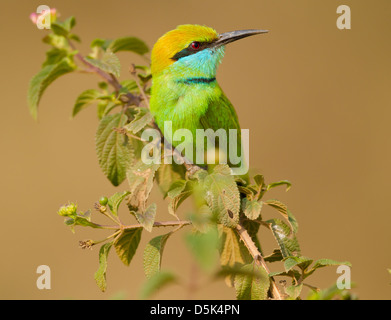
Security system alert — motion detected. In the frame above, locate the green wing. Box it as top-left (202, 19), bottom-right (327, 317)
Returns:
top-left (199, 90), bottom-right (242, 167)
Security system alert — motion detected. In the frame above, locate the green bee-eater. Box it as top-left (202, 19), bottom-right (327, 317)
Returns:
top-left (150, 25), bottom-right (267, 173)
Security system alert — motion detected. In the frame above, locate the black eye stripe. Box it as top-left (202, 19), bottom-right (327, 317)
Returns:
top-left (171, 41), bottom-right (210, 61)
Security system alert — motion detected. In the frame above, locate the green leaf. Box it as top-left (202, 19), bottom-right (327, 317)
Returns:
top-left (143, 232), bottom-right (172, 279)
top-left (312, 258), bottom-right (352, 269)
top-left (97, 101), bottom-right (120, 119)
top-left (241, 198), bottom-right (262, 220)
top-left (284, 256), bottom-right (313, 272)
top-left (304, 259), bottom-right (352, 279)
top-left (140, 271), bottom-right (177, 299)
top-left (264, 249), bottom-right (283, 263)
top-left (120, 79), bottom-right (138, 92)
top-left (167, 181), bottom-right (193, 218)
top-left (91, 38), bottom-right (112, 50)
top-left (28, 58), bottom-right (76, 119)
top-left (265, 218), bottom-right (301, 258)
top-left (307, 283), bottom-right (357, 300)
top-left (42, 48), bottom-right (69, 67)
top-left (285, 284), bottom-right (303, 300)
top-left (51, 16), bottom-right (76, 37)
top-left (124, 107), bottom-right (154, 134)
top-left (134, 203), bottom-right (157, 232)
top-left (51, 23), bottom-right (69, 37)
top-left (219, 226), bottom-right (252, 287)
top-left (109, 37), bottom-right (149, 55)
top-left (264, 199), bottom-right (298, 234)
top-left (85, 50), bottom-right (121, 77)
top-left (155, 164), bottom-right (186, 198)
top-left (219, 227), bottom-right (251, 267)
top-left (126, 161), bottom-right (160, 211)
top-left (72, 89), bottom-right (101, 117)
top-left (107, 191), bottom-right (130, 216)
top-left (253, 174), bottom-right (264, 188)
top-left (96, 113), bottom-right (134, 186)
top-left (267, 180), bottom-right (292, 191)
top-left (202, 164), bottom-right (240, 227)
top-left (114, 228), bottom-right (142, 266)
top-left (167, 180), bottom-right (187, 198)
top-left (186, 227), bottom-right (219, 272)
top-left (234, 263), bottom-right (270, 300)
top-left (268, 269), bottom-right (301, 282)
top-left (94, 242), bottom-right (113, 292)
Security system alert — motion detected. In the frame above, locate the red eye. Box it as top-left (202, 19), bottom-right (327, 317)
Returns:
top-left (191, 41), bottom-right (201, 50)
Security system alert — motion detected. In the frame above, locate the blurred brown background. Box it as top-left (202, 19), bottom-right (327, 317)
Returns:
top-left (0, 0), bottom-right (390, 299)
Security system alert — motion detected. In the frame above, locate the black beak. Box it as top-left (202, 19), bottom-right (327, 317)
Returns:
top-left (212, 29), bottom-right (268, 48)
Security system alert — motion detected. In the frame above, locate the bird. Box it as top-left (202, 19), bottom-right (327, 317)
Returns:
top-left (149, 25), bottom-right (267, 174)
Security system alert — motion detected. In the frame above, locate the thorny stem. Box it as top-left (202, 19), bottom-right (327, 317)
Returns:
top-left (235, 223), bottom-right (284, 300)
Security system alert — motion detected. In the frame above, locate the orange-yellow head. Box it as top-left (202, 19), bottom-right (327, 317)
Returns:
top-left (151, 24), bottom-right (268, 78)
top-left (151, 25), bottom-right (219, 75)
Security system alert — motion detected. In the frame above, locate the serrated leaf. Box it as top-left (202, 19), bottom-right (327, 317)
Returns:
top-left (114, 228), bottom-right (142, 266)
top-left (72, 89), bottom-right (101, 117)
top-left (202, 164), bottom-right (240, 227)
top-left (155, 164), bottom-right (186, 198)
top-left (124, 107), bottom-right (154, 134)
top-left (42, 48), bottom-right (68, 67)
top-left (94, 242), bottom-right (113, 292)
top-left (140, 271), bottom-right (177, 299)
top-left (109, 37), bottom-right (149, 55)
top-left (72, 215), bottom-right (102, 229)
top-left (134, 203), bottom-right (157, 232)
top-left (126, 161), bottom-right (160, 211)
top-left (186, 227), bottom-right (219, 272)
top-left (215, 265), bottom-right (262, 280)
top-left (264, 199), bottom-right (298, 233)
top-left (267, 180), bottom-right (292, 191)
top-left (264, 249), bottom-right (283, 263)
top-left (108, 191), bottom-right (130, 216)
top-left (51, 16), bottom-right (76, 37)
top-left (253, 174), bottom-right (264, 187)
top-left (266, 218), bottom-right (301, 258)
top-left (219, 227), bottom-right (251, 267)
top-left (143, 233), bottom-right (172, 279)
top-left (284, 256), bottom-right (313, 272)
top-left (51, 23), bottom-right (69, 37)
top-left (219, 226), bottom-right (252, 287)
top-left (234, 263), bottom-right (270, 300)
top-left (285, 284), bottom-right (303, 300)
top-left (167, 180), bottom-right (187, 198)
top-left (242, 198), bottom-right (262, 220)
top-left (28, 58), bottom-right (76, 119)
top-left (85, 50), bottom-right (121, 77)
top-left (91, 38), bottom-right (112, 50)
top-left (96, 113), bottom-right (134, 186)
top-left (305, 259), bottom-right (352, 278)
top-left (167, 180), bottom-right (193, 218)
top-left (268, 270), bottom-right (301, 280)
top-left (97, 101), bottom-right (120, 119)
top-left (120, 79), bottom-right (138, 92)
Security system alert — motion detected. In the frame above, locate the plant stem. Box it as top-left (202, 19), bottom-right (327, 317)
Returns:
top-left (123, 220), bottom-right (192, 230)
top-left (235, 223), bottom-right (284, 300)
top-left (67, 39), bottom-right (141, 106)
